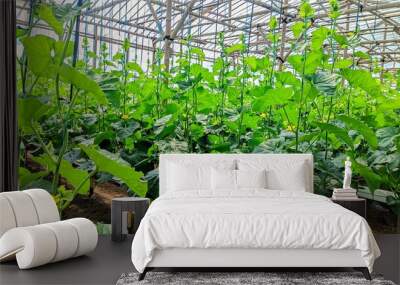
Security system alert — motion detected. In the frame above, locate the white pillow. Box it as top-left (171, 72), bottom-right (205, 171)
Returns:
top-left (211, 168), bottom-right (237, 190)
top-left (266, 163), bottom-right (307, 191)
top-left (237, 159), bottom-right (308, 191)
top-left (236, 169), bottom-right (267, 189)
top-left (167, 162), bottom-right (211, 191)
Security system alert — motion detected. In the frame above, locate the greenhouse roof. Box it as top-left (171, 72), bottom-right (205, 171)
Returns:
top-left (16, 0), bottom-right (400, 71)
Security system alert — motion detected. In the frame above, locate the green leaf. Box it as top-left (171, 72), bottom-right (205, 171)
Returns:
top-left (18, 98), bottom-right (49, 135)
top-left (335, 58), bottom-right (352, 69)
top-left (341, 68), bottom-right (381, 96)
top-left (353, 51), bottom-right (370, 60)
top-left (299, 1), bottom-right (315, 18)
top-left (19, 167), bottom-right (47, 189)
top-left (190, 47), bottom-right (205, 61)
top-left (80, 145), bottom-right (147, 197)
top-left (311, 27), bottom-right (329, 50)
top-left (291, 22), bottom-right (304, 39)
top-left (244, 56), bottom-right (258, 71)
top-left (58, 64), bottom-right (107, 104)
top-left (242, 114), bottom-right (259, 129)
top-left (353, 161), bottom-right (381, 193)
top-left (21, 35), bottom-right (55, 77)
top-left (127, 62), bottom-right (144, 75)
top-left (337, 115), bottom-right (378, 149)
top-left (190, 124), bottom-right (204, 140)
top-left (37, 4), bottom-right (64, 37)
top-left (275, 71), bottom-right (300, 86)
top-left (94, 131), bottom-right (116, 145)
top-left (252, 87), bottom-right (294, 111)
top-left (288, 51), bottom-right (322, 75)
top-left (310, 71), bottom-right (339, 96)
top-left (269, 16), bottom-right (278, 30)
top-left (53, 40), bottom-right (74, 62)
top-left (332, 32), bottom-right (348, 47)
top-left (33, 154), bottom-right (90, 195)
top-left (316, 122), bottom-right (354, 148)
top-left (226, 43), bottom-right (245, 55)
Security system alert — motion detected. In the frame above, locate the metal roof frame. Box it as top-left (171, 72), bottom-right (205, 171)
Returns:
top-left (16, 0), bottom-right (400, 71)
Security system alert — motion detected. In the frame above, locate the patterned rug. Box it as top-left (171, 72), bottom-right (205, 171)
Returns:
top-left (116, 271), bottom-right (395, 285)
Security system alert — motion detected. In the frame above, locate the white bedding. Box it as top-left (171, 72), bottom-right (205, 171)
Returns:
top-left (131, 190), bottom-right (380, 273)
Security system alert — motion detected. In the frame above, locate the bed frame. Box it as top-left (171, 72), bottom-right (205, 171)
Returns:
top-left (139, 154), bottom-right (371, 280)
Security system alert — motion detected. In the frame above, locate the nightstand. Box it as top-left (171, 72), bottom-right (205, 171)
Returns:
top-left (331, 198), bottom-right (366, 218)
top-left (111, 197), bottom-right (150, 242)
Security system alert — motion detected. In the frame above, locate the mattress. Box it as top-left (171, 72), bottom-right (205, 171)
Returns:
top-left (131, 190), bottom-right (380, 273)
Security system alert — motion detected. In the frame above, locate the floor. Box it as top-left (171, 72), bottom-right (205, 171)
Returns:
top-left (1, 234), bottom-right (399, 285)
top-left (0, 236), bottom-right (134, 285)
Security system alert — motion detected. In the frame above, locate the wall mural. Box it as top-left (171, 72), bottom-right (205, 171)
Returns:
top-left (17, 1), bottom-right (399, 229)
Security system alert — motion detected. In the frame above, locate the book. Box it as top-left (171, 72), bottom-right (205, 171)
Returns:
top-left (332, 188), bottom-right (358, 200)
top-left (332, 195), bottom-right (360, 200)
top-left (333, 188), bottom-right (357, 193)
top-left (333, 192), bottom-right (357, 197)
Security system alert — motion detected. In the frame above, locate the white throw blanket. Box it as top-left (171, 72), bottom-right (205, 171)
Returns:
top-left (131, 190), bottom-right (380, 272)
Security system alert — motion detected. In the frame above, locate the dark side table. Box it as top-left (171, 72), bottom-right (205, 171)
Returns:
top-left (111, 197), bottom-right (150, 242)
top-left (331, 197), bottom-right (366, 219)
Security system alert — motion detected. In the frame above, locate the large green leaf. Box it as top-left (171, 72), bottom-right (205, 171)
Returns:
top-left (311, 27), bottom-right (329, 50)
top-left (18, 98), bottom-right (49, 135)
top-left (58, 64), bottom-right (107, 105)
top-left (316, 122), bottom-right (354, 148)
top-left (252, 87), bottom-right (293, 112)
top-left (244, 56), bottom-right (258, 71)
top-left (80, 145), bottom-right (147, 197)
top-left (19, 167), bottom-right (48, 189)
top-left (341, 69), bottom-right (381, 96)
top-left (337, 115), bottom-right (378, 149)
top-left (275, 71), bottom-right (300, 86)
top-left (32, 154), bottom-right (90, 195)
top-left (226, 43), bottom-right (245, 55)
top-left (37, 4), bottom-right (64, 37)
top-left (353, 161), bottom-right (381, 193)
top-left (288, 51), bottom-right (322, 75)
top-left (310, 71), bottom-right (339, 96)
top-left (21, 35), bottom-right (55, 77)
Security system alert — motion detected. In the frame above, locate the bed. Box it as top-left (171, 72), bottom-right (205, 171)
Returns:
top-left (131, 154), bottom-right (380, 280)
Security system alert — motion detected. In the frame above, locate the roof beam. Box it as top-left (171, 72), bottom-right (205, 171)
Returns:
top-left (347, 0), bottom-right (400, 35)
top-left (84, 0), bottom-right (127, 15)
top-left (146, 0), bottom-right (164, 34)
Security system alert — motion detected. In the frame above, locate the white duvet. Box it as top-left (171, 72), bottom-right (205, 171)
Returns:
top-left (131, 190), bottom-right (380, 273)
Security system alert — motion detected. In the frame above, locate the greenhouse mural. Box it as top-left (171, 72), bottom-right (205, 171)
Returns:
top-left (16, 1), bottom-right (399, 226)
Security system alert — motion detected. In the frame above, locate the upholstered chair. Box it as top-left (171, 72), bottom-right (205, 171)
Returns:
top-left (0, 189), bottom-right (98, 269)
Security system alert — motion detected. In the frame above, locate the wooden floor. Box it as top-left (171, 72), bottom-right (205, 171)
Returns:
top-left (1, 234), bottom-right (399, 285)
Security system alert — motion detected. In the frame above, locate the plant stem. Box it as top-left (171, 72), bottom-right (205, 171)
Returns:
top-left (237, 37), bottom-right (247, 147)
top-left (50, 16), bottom-right (79, 194)
top-left (60, 167), bottom-right (97, 213)
top-left (295, 17), bottom-right (309, 152)
top-left (324, 18), bottom-right (338, 159)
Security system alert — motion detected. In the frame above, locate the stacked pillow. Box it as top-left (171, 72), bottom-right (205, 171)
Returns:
top-left (237, 159), bottom-right (309, 192)
top-left (211, 168), bottom-right (267, 190)
top-left (165, 158), bottom-right (308, 193)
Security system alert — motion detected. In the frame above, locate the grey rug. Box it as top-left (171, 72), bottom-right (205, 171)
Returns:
top-left (116, 272), bottom-right (395, 285)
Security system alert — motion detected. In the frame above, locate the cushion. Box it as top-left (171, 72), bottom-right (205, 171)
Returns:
top-left (167, 162), bottom-right (212, 191)
top-left (0, 189), bottom-right (60, 238)
top-left (237, 159), bottom-right (308, 191)
top-left (236, 169), bottom-right (267, 189)
top-left (211, 168), bottom-right (237, 190)
top-left (0, 218), bottom-right (97, 269)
